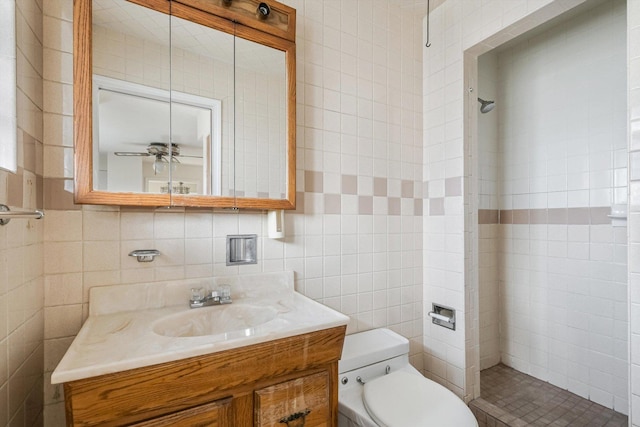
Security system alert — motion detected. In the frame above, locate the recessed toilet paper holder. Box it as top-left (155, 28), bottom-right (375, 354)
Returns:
top-left (428, 303), bottom-right (455, 330)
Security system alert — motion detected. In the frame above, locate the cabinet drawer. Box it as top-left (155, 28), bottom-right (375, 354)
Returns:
top-left (255, 371), bottom-right (330, 427)
top-left (130, 398), bottom-right (233, 427)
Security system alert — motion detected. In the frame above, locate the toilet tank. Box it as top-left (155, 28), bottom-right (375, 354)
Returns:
top-left (339, 328), bottom-right (409, 374)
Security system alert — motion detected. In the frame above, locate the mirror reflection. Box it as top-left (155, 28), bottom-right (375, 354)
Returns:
top-left (91, 0), bottom-right (288, 200)
top-left (234, 37), bottom-right (287, 199)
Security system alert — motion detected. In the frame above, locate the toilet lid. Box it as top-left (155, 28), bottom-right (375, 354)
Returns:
top-left (362, 371), bottom-right (477, 427)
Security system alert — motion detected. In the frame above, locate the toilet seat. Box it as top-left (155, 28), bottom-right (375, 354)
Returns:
top-left (362, 371), bottom-right (477, 427)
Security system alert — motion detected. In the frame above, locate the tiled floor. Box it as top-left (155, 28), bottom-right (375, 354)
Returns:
top-left (469, 364), bottom-right (628, 427)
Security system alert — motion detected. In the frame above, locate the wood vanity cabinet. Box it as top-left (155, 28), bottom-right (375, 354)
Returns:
top-left (62, 326), bottom-right (346, 427)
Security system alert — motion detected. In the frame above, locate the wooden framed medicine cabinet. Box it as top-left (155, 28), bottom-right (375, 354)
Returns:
top-left (74, 0), bottom-right (296, 209)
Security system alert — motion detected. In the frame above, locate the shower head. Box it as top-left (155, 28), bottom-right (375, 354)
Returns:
top-left (478, 97), bottom-right (495, 114)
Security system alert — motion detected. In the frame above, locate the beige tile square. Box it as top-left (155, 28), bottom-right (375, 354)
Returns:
top-left (500, 210), bottom-right (513, 224)
top-left (82, 271), bottom-right (121, 302)
top-left (478, 209), bottom-right (498, 224)
top-left (44, 210), bottom-right (82, 242)
top-left (43, 48), bottom-right (72, 84)
top-left (43, 178), bottom-right (79, 210)
top-left (359, 196), bottom-right (373, 215)
top-left (185, 263), bottom-right (213, 279)
top-left (153, 265), bottom-right (186, 281)
top-left (44, 372), bottom-right (63, 406)
top-left (374, 177), bottom-right (387, 197)
top-left (591, 207), bottom-right (610, 225)
top-left (568, 207), bottom-right (590, 225)
top-left (7, 168), bottom-right (24, 207)
top-left (44, 241), bottom-right (82, 274)
top-left (445, 177), bottom-right (462, 197)
top-left (43, 146), bottom-right (73, 178)
top-left (120, 212), bottom-right (154, 240)
top-left (185, 238), bottom-right (213, 265)
top-left (44, 273), bottom-right (82, 306)
top-left (548, 208), bottom-right (568, 224)
top-left (153, 239), bottom-right (185, 266)
top-left (83, 241), bottom-right (120, 272)
top-left (83, 210), bottom-right (120, 241)
top-left (44, 337), bottom-right (73, 372)
top-left (342, 174), bottom-right (357, 195)
top-left (43, 15), bottom-right (72, 54)
top-left (44, 304), bottom-right (82, 339)
top-left (530, 209), bottom-right (547, 224)
top-left (185, 212), bottom-right (213, 238)
top-left (43, 113), bottom-right (73, 147)
top-left (305, 170), bottom-right (323, 193)
top-left (402, 180), bottom-right (414, 198)
top-left (43, 402), bottom-right (66, 427)
top-left (43, 81), bottom-right (72, 115)
top-left (154, 211), bottom-right (185, 239)
top-left (512, 209), bottom-right (529, 224)
top-left (121, 267), bottom-right (155, 285)
top-left (6, 246), bottom-right (25, 291)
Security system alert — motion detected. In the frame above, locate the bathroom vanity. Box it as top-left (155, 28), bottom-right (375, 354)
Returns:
top-left (52, 272), bottom-right (348, 426)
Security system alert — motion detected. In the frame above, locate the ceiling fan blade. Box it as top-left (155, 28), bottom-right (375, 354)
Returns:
top-left (114, 152), bottom-right (152, 157)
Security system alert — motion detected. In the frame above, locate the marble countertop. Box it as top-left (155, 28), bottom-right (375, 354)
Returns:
top-left (51, 272), bottom-right (349, 384)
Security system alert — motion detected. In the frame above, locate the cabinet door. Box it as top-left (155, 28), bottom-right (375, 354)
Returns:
top-left (130, 397), bottom-right (233, 427)
top-left (255, 371), bottom-right (330, 427)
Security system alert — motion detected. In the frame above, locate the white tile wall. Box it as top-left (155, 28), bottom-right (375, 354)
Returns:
top-left (496, 0), bottom-right (627, 211)
top-left (424, 0), bottom-right (638, 420)
top-left (1, 0), bottom-right (45, 426)
top-left (4, 0), bottom-right (639, 424)
top-left (42, 0), bottom-right (428, 423)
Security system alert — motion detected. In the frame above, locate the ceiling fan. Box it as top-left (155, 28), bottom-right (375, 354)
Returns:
top-left (114, 143), bottom-right (202, 174)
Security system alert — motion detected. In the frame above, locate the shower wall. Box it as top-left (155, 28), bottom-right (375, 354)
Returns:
top-left (478, 51), bottom-right (500, 371)
top-left (478, 0), bottom-right (628, 414)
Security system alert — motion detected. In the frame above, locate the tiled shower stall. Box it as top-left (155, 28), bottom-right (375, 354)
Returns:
top-left (478, 0), bottom-right (628, 412)
top-left (423, 0), bottom-right (640, 426)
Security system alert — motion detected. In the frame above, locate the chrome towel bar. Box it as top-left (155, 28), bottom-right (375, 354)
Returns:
top-left (0, 204), bottom-right (44, 225)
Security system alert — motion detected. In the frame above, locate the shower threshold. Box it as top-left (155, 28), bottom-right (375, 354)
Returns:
top-left (469, 364), bottom-right (627, 426)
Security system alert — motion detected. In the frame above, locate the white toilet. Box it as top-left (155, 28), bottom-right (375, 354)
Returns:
top-left (338, 328), bottom-right (478, 427)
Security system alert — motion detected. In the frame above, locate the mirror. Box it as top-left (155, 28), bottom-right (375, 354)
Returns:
top-left (74, 0), bottom-right (296, 208)
top-left (234, 36), bottom-right (287, 199)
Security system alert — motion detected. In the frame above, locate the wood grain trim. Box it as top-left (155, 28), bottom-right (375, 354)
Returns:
top-left (130, 397), bottom-right (233, 427)
top-left (127, 0), bottom-right (170, 14)
top-left (73, 0), bottom-right (93, 204)
top-left (176, 0), bottom-right (296, 42)
top-left (63, 326), bottom-right (345, 426)
top-left (254, 372), bottom-right (330, 426)
top-left (328, 362), bottom-right (338, 427)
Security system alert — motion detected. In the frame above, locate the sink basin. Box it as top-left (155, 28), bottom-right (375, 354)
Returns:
top-left (153, 304), bottom-right (279, 338)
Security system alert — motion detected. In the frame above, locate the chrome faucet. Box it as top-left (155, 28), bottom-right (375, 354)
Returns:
top-left (190, 285), bottom-right (232, 309)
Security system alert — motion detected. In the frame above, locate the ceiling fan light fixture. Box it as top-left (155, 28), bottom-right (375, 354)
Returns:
top-left (152, 155), bottom-right (178, 175)
top-left (153, 157), bottom-right (167, 175)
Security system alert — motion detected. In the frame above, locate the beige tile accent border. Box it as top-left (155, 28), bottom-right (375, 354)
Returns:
top-left (479, 207), bottom-right (615, 225)
top-left (313, 175), bottom-right (423, 216)
top-left (478, 209), bottom-right (499, 224)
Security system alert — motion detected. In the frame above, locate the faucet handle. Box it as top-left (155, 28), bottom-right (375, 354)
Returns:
top-left (218, 285), bottom-right (232, 304)
top-left (190, 287), bottom-right (205, 302)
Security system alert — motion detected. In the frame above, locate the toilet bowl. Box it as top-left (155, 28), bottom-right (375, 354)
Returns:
top-left (338, 328), bottom-right (478, 427)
